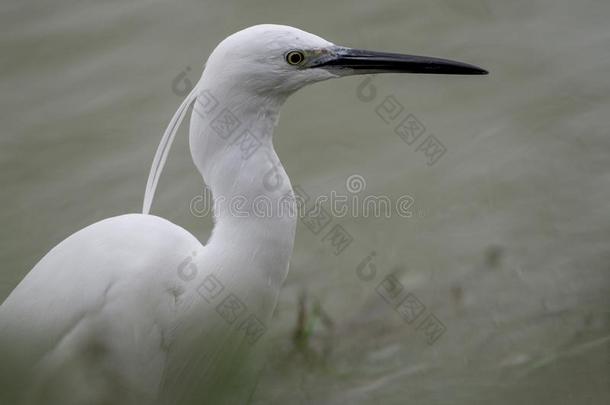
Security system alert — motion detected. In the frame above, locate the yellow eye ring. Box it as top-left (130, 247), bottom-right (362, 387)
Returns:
top-left (285, 50), bottom-right (305, 66)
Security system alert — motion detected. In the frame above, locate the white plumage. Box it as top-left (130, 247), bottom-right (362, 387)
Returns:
top-left (0, 25), bottom-right (335, 405)
top-left (0, 24), bottom-right (486, 404)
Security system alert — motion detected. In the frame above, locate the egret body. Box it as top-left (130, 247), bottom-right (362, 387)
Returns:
top-left (0, 24), bottom-right (486, 404)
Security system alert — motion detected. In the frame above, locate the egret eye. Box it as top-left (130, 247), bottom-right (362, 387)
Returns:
top-left (285, 50), bottom-right (305, 66)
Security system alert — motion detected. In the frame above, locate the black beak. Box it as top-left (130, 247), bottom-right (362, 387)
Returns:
top-left (313, 47), bottom-right (488, 75)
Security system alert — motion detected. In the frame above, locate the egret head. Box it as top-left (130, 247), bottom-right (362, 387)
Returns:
top-left (203, 24), bottom-right (487, 97)
top-left (142, 25), bottom-right (487, 214)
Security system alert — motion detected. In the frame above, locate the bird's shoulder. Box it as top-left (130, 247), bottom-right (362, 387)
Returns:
top-left (0, 213), bottom-right (202, 349)
top-left (0, 214), bottom-right (207, 402)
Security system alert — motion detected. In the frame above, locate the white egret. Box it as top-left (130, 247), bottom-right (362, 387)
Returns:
top-left (0, 24), bottom-right (486, 404)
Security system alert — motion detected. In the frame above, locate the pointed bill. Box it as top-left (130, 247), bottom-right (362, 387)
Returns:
top-left (310, 47), bottom-right (488, 75)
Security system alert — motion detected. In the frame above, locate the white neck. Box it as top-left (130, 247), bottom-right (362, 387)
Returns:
top-left (188, 75), bottom-right (296, 290)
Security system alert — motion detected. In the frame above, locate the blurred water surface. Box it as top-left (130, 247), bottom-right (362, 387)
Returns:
top-left (1, 0), bottom-right (609, 403)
